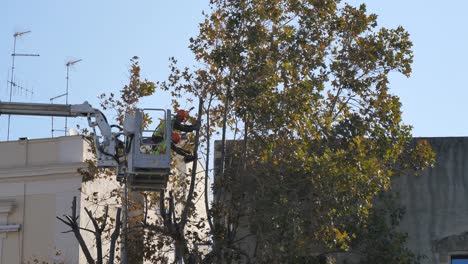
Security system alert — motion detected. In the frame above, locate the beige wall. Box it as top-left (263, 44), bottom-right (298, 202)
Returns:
top-left (0, 135), bottom-right (210, 263)
top-left (0, 136), bottom-right (87, 264)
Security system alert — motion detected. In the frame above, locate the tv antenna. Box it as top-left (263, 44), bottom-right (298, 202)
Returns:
top-left (6, 30), bottom-right (40, 141)
top-left (50, 58), bottom-right (82, 137)
top-left (49, 93), bottom-right (67, 137)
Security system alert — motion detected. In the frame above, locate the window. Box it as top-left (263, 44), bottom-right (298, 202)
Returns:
top-left (452, 256), bottom-right (468, 264)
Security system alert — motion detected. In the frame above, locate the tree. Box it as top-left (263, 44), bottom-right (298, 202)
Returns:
top-left (64, 56), bottom-right (160, 264)
top-left (57, 197), bottom-right (122, 264)
top-left (70, 56), bottom-right (210, 264)
top-left (354, 192), bottom-right (425, 264)
top-left (162, 0), bottom-right (435, 262)
top-left (63, 1), bottom-right (435, 263)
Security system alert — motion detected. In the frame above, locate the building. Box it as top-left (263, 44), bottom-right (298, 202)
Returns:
top-left (0, 135), bottom-right (209, 263)
top-left (393, 137), bottom-right (468, 264)
top-left (0, 136), bottom-right (88, 263)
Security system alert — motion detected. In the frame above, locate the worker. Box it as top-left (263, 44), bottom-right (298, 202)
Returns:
top-left (173, 109), bottom-right (199, 132)
top-left (151, 109), bottom-right (198, 163)
top-left (169, 131), bottom-right (196, 163)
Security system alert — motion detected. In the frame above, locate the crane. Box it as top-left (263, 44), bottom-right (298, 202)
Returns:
top-left (0, 101), bottom-right (172, 190)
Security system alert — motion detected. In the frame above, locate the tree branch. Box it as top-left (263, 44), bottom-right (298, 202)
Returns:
top-left (108, 208), bottom-right (122, 264)
top-left (204, 94), bottom-right (215, 233)
top-left (57, 197), bottom-right (95, 264)
top-left (85, 207), bottom-right (103, 264)
top-left (180, 97), bottom-right (204, 230)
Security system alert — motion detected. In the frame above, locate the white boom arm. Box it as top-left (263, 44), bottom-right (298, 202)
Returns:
top-left (0, 101), bottom-right (118, 167)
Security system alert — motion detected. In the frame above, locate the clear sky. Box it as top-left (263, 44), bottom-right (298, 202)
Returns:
top-left (1, 0), bottom-right (208, 140)
top-left (1, 0), bottom-right (467, 141)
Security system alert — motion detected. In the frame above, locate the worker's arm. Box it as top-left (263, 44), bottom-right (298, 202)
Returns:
top-left (173, 121), bottom-right (199, 133)
top-left (170, 143), bottom-right (196, 163)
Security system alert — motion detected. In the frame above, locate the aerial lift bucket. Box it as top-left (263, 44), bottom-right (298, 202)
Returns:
top-left (125, 108), bottom-right (172, 191)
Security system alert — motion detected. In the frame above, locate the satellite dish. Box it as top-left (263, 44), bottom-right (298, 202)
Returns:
top-left (68, 128), bottom-right (79, 136)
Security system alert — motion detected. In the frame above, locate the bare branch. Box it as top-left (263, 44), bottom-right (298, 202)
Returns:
top-left (85, 207), bottom-right (103, 264)
top-left (205, 94), bottom-right (215, 233)
top-left (99, 206), bottom-right (109, 232)
top-left (58, 197), bottom-right (95, 264)
top-left (180, 97), bottom-right (204, 230)
top-left (108, 208), bottom-right (122, 264)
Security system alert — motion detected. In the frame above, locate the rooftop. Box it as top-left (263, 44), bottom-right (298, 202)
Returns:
top-left (0, 135), bottom-right (91, 178)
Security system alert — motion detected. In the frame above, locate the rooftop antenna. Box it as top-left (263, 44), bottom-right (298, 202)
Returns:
top-left (49, 93), bottom-right (67, 137)
top-left (64, 59), bottom-right (82, 136)
top-left (6, 30), bottom-right (40, 141)
top-left (49, 58), bottom-right (82, 137)
top-left (12, 78), bottom-right (34, 98)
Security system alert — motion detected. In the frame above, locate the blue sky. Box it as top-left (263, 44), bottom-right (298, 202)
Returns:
top-left (352, 0), bottom-right (468, 137)
top-left (1, 0), bottom-right (468, 140)
top-left (1, 0), bottom-right (208, 140)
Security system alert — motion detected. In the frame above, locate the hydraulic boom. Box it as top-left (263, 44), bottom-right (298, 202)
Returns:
top-left (0, 100), bottom-right (173, 190)
top-left (0, 101), bottom-right (117, 167)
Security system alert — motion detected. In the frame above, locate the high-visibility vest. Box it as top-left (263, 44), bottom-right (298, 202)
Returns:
top-left (152, 119), bottom-right (169, 155)
top-left (152, 141), bottom-right (167, 155)
top-left (152, 119), bottom-right (167, 140)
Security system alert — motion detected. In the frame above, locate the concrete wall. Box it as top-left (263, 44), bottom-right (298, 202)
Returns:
top-left (0, 136), bottom-right (88, 264)
top-left (394, 137), bottom-right (468, 264)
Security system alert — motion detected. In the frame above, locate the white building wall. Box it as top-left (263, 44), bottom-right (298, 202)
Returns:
top-left (0, 136), bottom-right (87, 263)
top-left (0, 136), bottom-right (210, 263)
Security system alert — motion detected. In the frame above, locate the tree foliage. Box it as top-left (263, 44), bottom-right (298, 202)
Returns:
top-left (354, 193), bottom-right (425, 264)
top-left (70, 56), bottom-right (158, 264)
top-left (85, 57), bottom-right (209, 264)
top-left (69, 1), bottom-right (435, 263)
top-left (162, 0), bottom-right (435, 262)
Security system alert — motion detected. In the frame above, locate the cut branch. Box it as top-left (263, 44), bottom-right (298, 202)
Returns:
top-left (56, 196), bottom-right (95, 264)
top-left (108, 208), bottom-right (122, 264)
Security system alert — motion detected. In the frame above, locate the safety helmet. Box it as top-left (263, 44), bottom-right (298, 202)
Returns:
top-left (176, 110), bottom-right (189, 122)
top-left (171, 132), bottom-right (181, 144)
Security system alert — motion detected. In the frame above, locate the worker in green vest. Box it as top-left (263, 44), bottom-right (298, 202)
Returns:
top-left (151, 109), bottom-right (198, 163)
